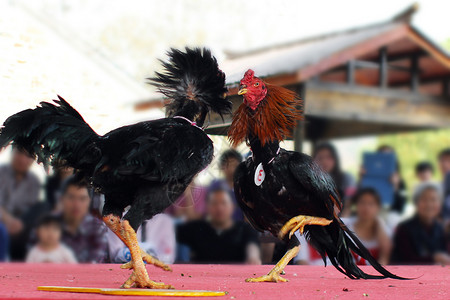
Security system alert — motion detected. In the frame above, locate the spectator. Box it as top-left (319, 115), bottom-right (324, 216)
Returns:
top-left (313, 143), bottom-right (356, 215)
top-left (439, 149), bottom-right (450, 225)
top-left (0, 147), bottom-right (41, 260)
top-left (0, 223), bottom-right (8, 261)
top-left (26, 215), bottom-right (77, 264)
top-left (414, 161), bottom-right (436, 203)
top-left (342, 188), bottom-right (392, 265)
top-left (177, 185), bottom-right (261, 264)
top-left (210, 149), bottom-right (244, 221)
top-left (45, 165), bottom-right (74, 211)
top-left (107, 213), bottom-right (175, 264)
top-left (415, 161), bottom-right (434, 184)
top-left (377, 145), bottom-right (408, 215)
top-left (295, 188), bottom-right (391, 266)
top-left (46, 177), bottom-right (108, 263)
top-left (165, 176), bottom-right (208, 262)
top-left (438, 148), bottom-right (450, 178)
top-left (165, 182), bottom-right (207, 221)
top-left (391, 183), bottom-right (450, 265)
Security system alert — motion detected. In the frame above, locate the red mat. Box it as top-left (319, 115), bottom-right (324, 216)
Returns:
top-left (0, 263), bottom-right (448, 300)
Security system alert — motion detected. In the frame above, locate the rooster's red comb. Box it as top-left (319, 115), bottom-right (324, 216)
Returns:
top-left (240, 69), bottom-right (255, 85)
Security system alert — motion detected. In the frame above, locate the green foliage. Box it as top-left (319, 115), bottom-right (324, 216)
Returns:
top-left (377, 129), bottom-right (450, 192)
top-left (443, 38), bottom-right (450, 51)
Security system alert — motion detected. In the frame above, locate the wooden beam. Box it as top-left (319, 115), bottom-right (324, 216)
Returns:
top-left (297, 24), bottom-right (409, 81)
top-left (410, 54), bottom-right (420, 92)
top-left (379, 47), bottom-right (388, 88)
top-left (382, 50), bottom-right (427, 62)
top-left (355, 60), bottom-right (411, 72)
top-left (305, 82), bottom-right (450, 127)
top-left (346, 60), bottom-right (355, 85)
top-left (407, 28), bottom-right (450, 69)
top-left (328, 59), bottom-right (413, 74)
top-left (390, 73), bottom-right (450, 87)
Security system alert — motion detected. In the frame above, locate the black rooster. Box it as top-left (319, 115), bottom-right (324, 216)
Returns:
top-left (228, 69), bottom-right (405, 282)
top-left (0, 48), bottom-right (231, 289)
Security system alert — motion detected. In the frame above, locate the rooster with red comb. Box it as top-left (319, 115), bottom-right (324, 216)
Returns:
top-left (228, 69), bottom-right (406, 282)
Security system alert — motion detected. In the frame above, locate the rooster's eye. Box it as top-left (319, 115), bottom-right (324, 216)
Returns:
top-left (254, 82), bottom-right (259, 87)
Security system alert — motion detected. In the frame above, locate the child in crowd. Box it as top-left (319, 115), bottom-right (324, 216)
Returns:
top-left (26, 215), bottom-right (77, 263)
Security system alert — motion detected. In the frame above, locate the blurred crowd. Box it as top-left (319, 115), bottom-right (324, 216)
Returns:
top-left (0, 143), bottom-right (449, 267)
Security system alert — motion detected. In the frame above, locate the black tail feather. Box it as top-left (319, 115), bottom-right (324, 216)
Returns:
top-left (307, 219), bottom-right (409, 280)
top-left (0, 96), bottom-right (100, 170)
top-left (149, 47), bottom-right (231, 126)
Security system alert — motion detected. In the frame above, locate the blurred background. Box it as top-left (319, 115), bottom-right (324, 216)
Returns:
top-left (0, 0), bottom-right (449, 266)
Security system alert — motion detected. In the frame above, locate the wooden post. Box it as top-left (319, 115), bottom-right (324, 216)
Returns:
top-left (294, 83), bottom-right (306, 153)
top-left (379, 47), bottom-right (388, 88)
top-left (346, 60), bottom-right (355, 85)
top-left (442, 77), bottom-right (449, 97)
top-left (410, 54), bottom-right (419, 92)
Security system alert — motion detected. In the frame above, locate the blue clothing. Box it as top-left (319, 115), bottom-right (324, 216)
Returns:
top-left (0, 223), bottom-right (8, 261)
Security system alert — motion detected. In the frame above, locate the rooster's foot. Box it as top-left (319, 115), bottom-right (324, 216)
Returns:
top-left (279, 215), bottom-right (332, 239)
top-left (246, 271), bottom-right (288, 283)
top-left (121, 248), bottom-right (172, 272)
top-left (121, 267), bottom-right (174, 289)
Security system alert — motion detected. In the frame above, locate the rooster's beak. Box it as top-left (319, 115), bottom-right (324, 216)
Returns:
top-left (238, 89), bottom-right (247, 95)
top-left (238, 85), bottom-right (247, 95)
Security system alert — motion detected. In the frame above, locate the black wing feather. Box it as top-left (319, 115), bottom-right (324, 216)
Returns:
top-left (234, 162), bottom-right (265, 232)
top-left (101, 120), bottom-right (213, 183)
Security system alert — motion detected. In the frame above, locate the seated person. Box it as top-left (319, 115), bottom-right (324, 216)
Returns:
top-left (0, 147), bottom-right (41, 260)
top-left (209, 149), bottom-right (244, 221)
top-left (341, 188), bottom-right (392, 265)
top-left (295, 188), bottom-right (392, 266)
top-left (0, 223), bottom-right (8, 261)
top-left (26, 215), bottom-right (77, 263)
top-left (165, 181), bottom-right (207, 221)
top-left (45, 165), bottom-right (74, 211)
top-left (177, 185), bottom-right (261, 264)
top-left (391, 183), bottom-right (450, 265)
top-left (415, 161), bottom-right (434, 184)
top-left (43, 177), bottom-right (108, 263)
top-left (210, 149), bottom-right (244, 221)
top-left (107, 213), bottom-right (175, 264)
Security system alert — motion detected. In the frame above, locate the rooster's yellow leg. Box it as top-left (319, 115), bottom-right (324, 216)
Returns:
top-left (121, 247), bottom-right (172, 271)
top-left (103, 215), bottom-right (174, 289)
top-left (247, 215), bottom-right (332, 283)
top-left (278, 215), bottom-right (332, 239)
top-left (246, 246), bottom-right (300, 283)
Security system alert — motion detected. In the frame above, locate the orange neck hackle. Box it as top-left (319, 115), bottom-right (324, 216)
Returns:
top-left (228, 84), bottom-right (303, 147)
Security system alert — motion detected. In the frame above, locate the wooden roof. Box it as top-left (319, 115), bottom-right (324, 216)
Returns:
top-left (136, 4), bottom-right (450, 141)
top-left (222, 4), bottom-right (450, 94)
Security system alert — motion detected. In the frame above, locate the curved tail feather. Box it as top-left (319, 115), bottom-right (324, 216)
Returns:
top-left (0, 96), bottom-right (100, 171)
top-left (307, 218), bottom-right (409, 280)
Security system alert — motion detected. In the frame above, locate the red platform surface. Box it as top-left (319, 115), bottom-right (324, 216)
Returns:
top-left (0, 263), bottom-right (448, 300)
